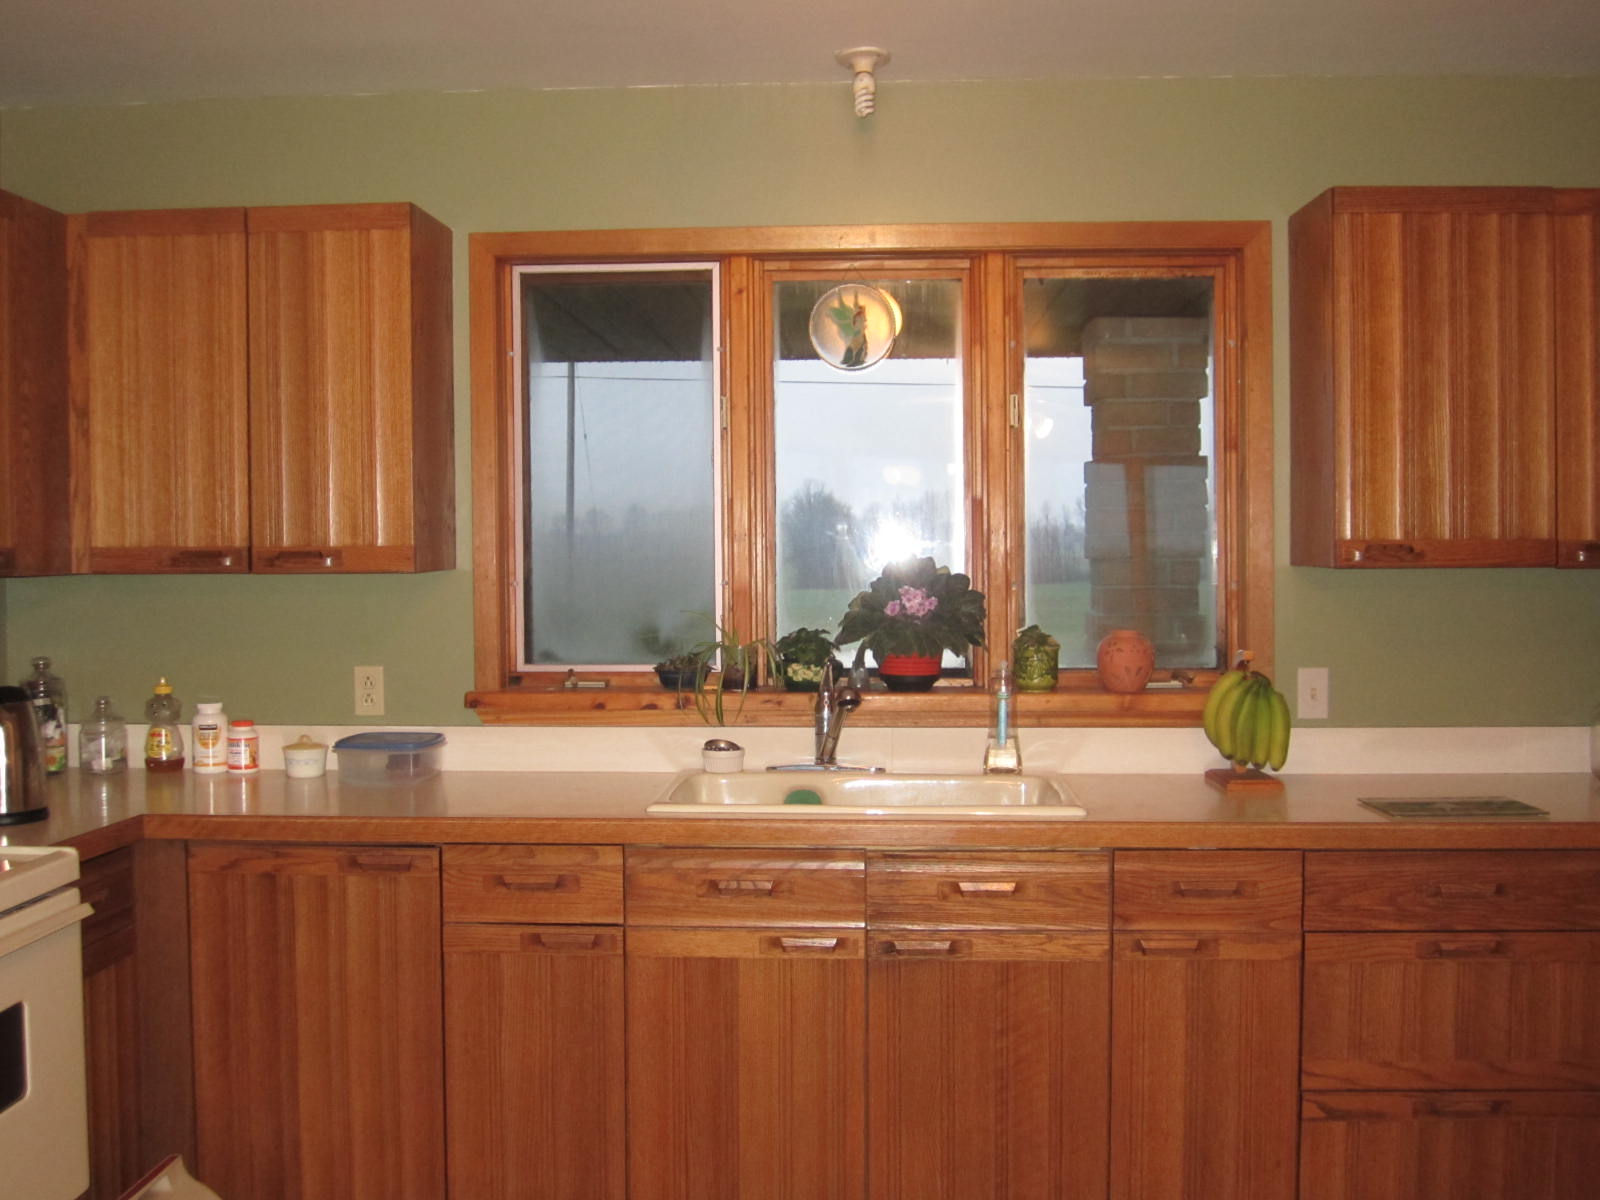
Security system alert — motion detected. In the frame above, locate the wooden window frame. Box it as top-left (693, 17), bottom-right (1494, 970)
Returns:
top-left (467, 221), bottom-right (1272, 726)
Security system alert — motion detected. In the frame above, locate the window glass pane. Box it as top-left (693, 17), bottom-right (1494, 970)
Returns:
top-left (1022, 276), bottom-right (1217, 669)
top-left (773, 278), bottom-right (965, 663)
top-left (519, 269), bottom-right (716, 668)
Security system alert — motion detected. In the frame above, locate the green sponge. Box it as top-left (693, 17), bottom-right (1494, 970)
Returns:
top-left (783, 788), bottom-right (823, 805)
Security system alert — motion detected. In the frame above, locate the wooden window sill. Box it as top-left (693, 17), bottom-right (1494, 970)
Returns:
top-left (466, 678), bottom-right (1209, 727)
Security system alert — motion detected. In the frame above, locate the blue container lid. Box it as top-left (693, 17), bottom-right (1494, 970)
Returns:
top-left (333, 731), bottom-right (446, 753)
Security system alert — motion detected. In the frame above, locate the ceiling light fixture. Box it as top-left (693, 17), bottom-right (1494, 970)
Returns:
top-left (835, 47), bottom-right (890, 118)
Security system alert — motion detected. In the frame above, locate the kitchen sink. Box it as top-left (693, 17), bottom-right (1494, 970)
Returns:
top-left (646, 769), bottom-right (1088, 818)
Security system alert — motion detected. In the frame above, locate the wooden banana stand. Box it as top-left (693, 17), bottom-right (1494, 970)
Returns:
top-left (1205, 763), bottom-right (1285, 793)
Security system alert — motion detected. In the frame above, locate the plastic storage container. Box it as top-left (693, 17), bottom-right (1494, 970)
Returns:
top-left (333, 731), bottom-right (445, 785)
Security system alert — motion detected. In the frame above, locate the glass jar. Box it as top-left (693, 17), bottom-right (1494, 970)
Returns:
top-left (80, 695), bottom-right (128, 774)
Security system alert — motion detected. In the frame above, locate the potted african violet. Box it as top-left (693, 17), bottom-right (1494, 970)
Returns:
top-left (834, 557), bottom-right (986, 691)
top-left (774, 627), bottom-right (842, 692)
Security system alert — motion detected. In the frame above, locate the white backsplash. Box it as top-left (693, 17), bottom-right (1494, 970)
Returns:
top-left (81, 723), bottom-right (1591, 775)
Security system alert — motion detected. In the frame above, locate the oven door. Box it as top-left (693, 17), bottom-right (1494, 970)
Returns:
top-left (0, 884), bottom-right (93, 1200)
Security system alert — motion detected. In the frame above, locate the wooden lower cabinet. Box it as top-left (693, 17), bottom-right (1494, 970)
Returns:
top-left (444, 923), bottom-right (625, 1198)
top-left (627, 926), bottom-right (867, 1200)
top-left (187, 843), bottom-right (445, 1199)
top-left (1300, 1091), bottom-right (1600, 1200)
top-left (867, 932), bottom-right (1109, 1199)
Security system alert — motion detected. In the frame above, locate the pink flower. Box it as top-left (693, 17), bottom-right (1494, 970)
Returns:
top-left (896, 586), bottom-right (938, 619)
top-left (884, 600), bottom-right (902, 616)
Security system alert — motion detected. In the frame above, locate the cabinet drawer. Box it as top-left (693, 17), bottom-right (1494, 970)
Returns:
top-left (868, 851), bottom-right (1108, 930)
top-left (627, 927), bottom-right (865, 960)
top-left (627, 848), bottom-right (865, 928)
top-left (1300, 1092), bottom-right (1600, 1200)
top-left (1303, 931), bottom-right (1600, 1090)
top-left (1113, 850), bottom-right (1302, 931)
top-left (1305, 851), bottom-right (1600, 930)
top-left (442, 845), bottom-right (622, 924)
top-left (443, 923), bottom-right (623, 956)
top-left (869, 930), bottom-right (1108, 962)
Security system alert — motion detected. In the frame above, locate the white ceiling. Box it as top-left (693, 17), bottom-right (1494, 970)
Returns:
top-left (3, 0), bottom-right (1599, 109)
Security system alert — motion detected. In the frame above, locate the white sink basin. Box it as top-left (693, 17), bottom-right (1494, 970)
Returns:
top-left (646, 770), bottom-right (1088, 818)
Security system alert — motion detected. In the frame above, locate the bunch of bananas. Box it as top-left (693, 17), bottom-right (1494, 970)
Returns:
top-left (1201, 665), bottom-right (1291, 772)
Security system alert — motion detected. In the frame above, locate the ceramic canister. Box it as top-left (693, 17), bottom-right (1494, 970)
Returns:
top-left (1096, 629), bottom-right (1156, 693)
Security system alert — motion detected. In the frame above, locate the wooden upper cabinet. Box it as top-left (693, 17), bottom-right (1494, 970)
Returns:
top-left (247, 204), bottom-right (454, 572)
top-left (0, 189), bottom-right (70, 577)
top-left (1555, 189), bottom-right (1600, 567)
top-left (68, 202), bottom-right (453, 574)
top-left (1289, 186), bottom-right (1591, 568)
top-left (70, 207), bottom-right (251, 573)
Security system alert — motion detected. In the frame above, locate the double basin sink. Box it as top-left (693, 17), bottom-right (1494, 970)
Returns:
top-left (647, 769), bottom-right (1088, 819)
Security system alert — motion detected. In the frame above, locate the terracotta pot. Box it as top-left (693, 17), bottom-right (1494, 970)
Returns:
top-left (876, 653), bottom-right (943, 692)
top-left (1096, 629), bottom-right (1155, 693)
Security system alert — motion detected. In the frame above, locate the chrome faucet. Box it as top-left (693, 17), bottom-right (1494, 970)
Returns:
top-left (768, 658), bottom-right (882, 773)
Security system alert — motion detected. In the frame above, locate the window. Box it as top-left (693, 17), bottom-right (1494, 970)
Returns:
top-left (468, 223), bottom-right (1272, 726)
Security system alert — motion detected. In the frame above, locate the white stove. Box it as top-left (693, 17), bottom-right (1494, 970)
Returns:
top-left (0, 844), bottom-right (92, 1200)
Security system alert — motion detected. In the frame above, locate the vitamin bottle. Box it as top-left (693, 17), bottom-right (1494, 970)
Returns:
top-left (192, 699), bottom-right (229, 774)
top-left (227, 719), bottom-right (261, 775)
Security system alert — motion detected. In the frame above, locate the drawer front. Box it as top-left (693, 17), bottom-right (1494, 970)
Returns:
top-left (869, 930), bottom-right (1109, 962)
top-left (1305, 851), bottom-right (1600, 930)
top-left (1114, 850), bottom-right (1302, 931)
top-left (1300, 1092), bottom-right (1600, 1200)
top-left (1303, 931), bottom-right (1600, 1090)
top-left (626, 927), bottom-right (865, 960)
top-left (443, 923), bottom-right (623, 956)
top-left (626, 848), bottom-right (865, 928)
top-left (443, 844), bottom-right (623, 924)
top-left (867, 851), bottom-right (1109, 930)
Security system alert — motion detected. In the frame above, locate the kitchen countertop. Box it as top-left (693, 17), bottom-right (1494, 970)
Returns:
top-left (4, 768), bottom-right (1599, 857)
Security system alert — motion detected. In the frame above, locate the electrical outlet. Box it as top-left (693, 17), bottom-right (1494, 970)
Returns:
top-left (1297, 667), bottom-right (1329, 720)
top-left (355, 666), bottom-right (385, 716)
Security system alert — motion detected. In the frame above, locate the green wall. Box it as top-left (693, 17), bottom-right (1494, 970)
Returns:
top-left (2, 76), bottom-right (1598, 726)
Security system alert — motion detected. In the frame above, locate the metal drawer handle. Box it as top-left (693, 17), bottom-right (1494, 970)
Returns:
top-left (1576, 542), bottom-right (1600, 565)
top-left (776, 936), bottom-right (841, 953)
top-left (1430, 881), bottom-right (1505, 900)
top-left (954, 880), bottom-right (1019, 896)
top-left (1423, 939), bottom-right (1506, 959)
top-left (497, 873), bottom-right (576, 892)
top-left (1134, 937), bottom-right (1206, 957)
top-left (525, 931), bottom-right (602, 950)
top-left (880, 938), bottom-right (957, 957)
top-left (710, 878), bottom-right (776, 896)
top-left (1174, 880), bottom-right (1248, 898)
top-left (1354, 542), bottom-right (1423, 564)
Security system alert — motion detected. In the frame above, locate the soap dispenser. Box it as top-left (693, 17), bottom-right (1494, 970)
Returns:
top-left (983, 661), bottom-right (1021, 774)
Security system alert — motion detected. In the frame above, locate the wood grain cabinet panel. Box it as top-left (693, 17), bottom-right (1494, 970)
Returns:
top-left (442, 843), bottom-right (623, 924)
top-left (1289, 186), bottom-right (1599, 568)
top-left (867, 931), bottom-right (1109, 1200)
top-left (444, 922), bottom-right (625, 1199)
top-left (1305, 850), bottom-right (1600, 930)
top-left (867, 850), bottom-right (1109, 930)
top-left (69, 207), bottom-right (251, 572)
top-left (626, 847), bottom-right (866, 928)
top-left (247, 203), bottom-right (454, 572)
top-left (187, 843), bottom-right (444, 1200)
top-left (1555, 189), bottom-right (1600, 566)
top-left (1303, 932), bottom-right (1600, 1089)
top-left (1300, 1091), bottom-right (1600, 1200)
top-left (1114, 848), bottom-right (1301, 931)
top-left (626, 927), bottom-right (867, 1200)
top-left (67, 202), bottom-right (453, 574)
top-left (0, 188), bottom-right (69, 576)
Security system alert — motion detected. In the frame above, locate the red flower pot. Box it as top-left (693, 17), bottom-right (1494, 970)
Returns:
top-left (877, 653), bottom-right (943, 692)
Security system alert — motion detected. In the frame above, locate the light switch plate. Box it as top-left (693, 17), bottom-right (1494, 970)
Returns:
top-left (1297, 667), bottom-right (1329, 720)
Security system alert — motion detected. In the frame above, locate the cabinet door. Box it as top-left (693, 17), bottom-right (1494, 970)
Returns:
top-left (69, 208), bottom-right (251, 572)
top-left (1555, 191), bottom-right (1600, 567)
top-left (1301, 1091), bottom-right (1600, 1200)
top-left (1290, 187), bottom-right (1558, 567)
top-left (627, 927), bottom-right (866, 1200)
top-left (445, 923), bottom-right (624, 1199)
top-left (1303, 932), bottom-right (1600, 1090)
top-left (1110, 932), bottom-right (1301, 1200)
top-left (187, 843), bottom-right (444, 1199)
top-left (247, 204), bottom-right (454, 572)
top-left (867, 932), bottom-right (1108, 1200)
top-left (0, 188), bottom-right (69, 577)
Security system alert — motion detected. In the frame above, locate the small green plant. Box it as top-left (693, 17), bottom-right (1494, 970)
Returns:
top-left (1012, 624), bottom-right (1061, 691)
top-left (670, 615), bottom-right (781, 724)
top-left (774, 627), bottom-right (842, 692)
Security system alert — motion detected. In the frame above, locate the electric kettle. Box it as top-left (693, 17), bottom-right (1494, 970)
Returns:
top-left (0, 684), bottom-right (49, 824)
